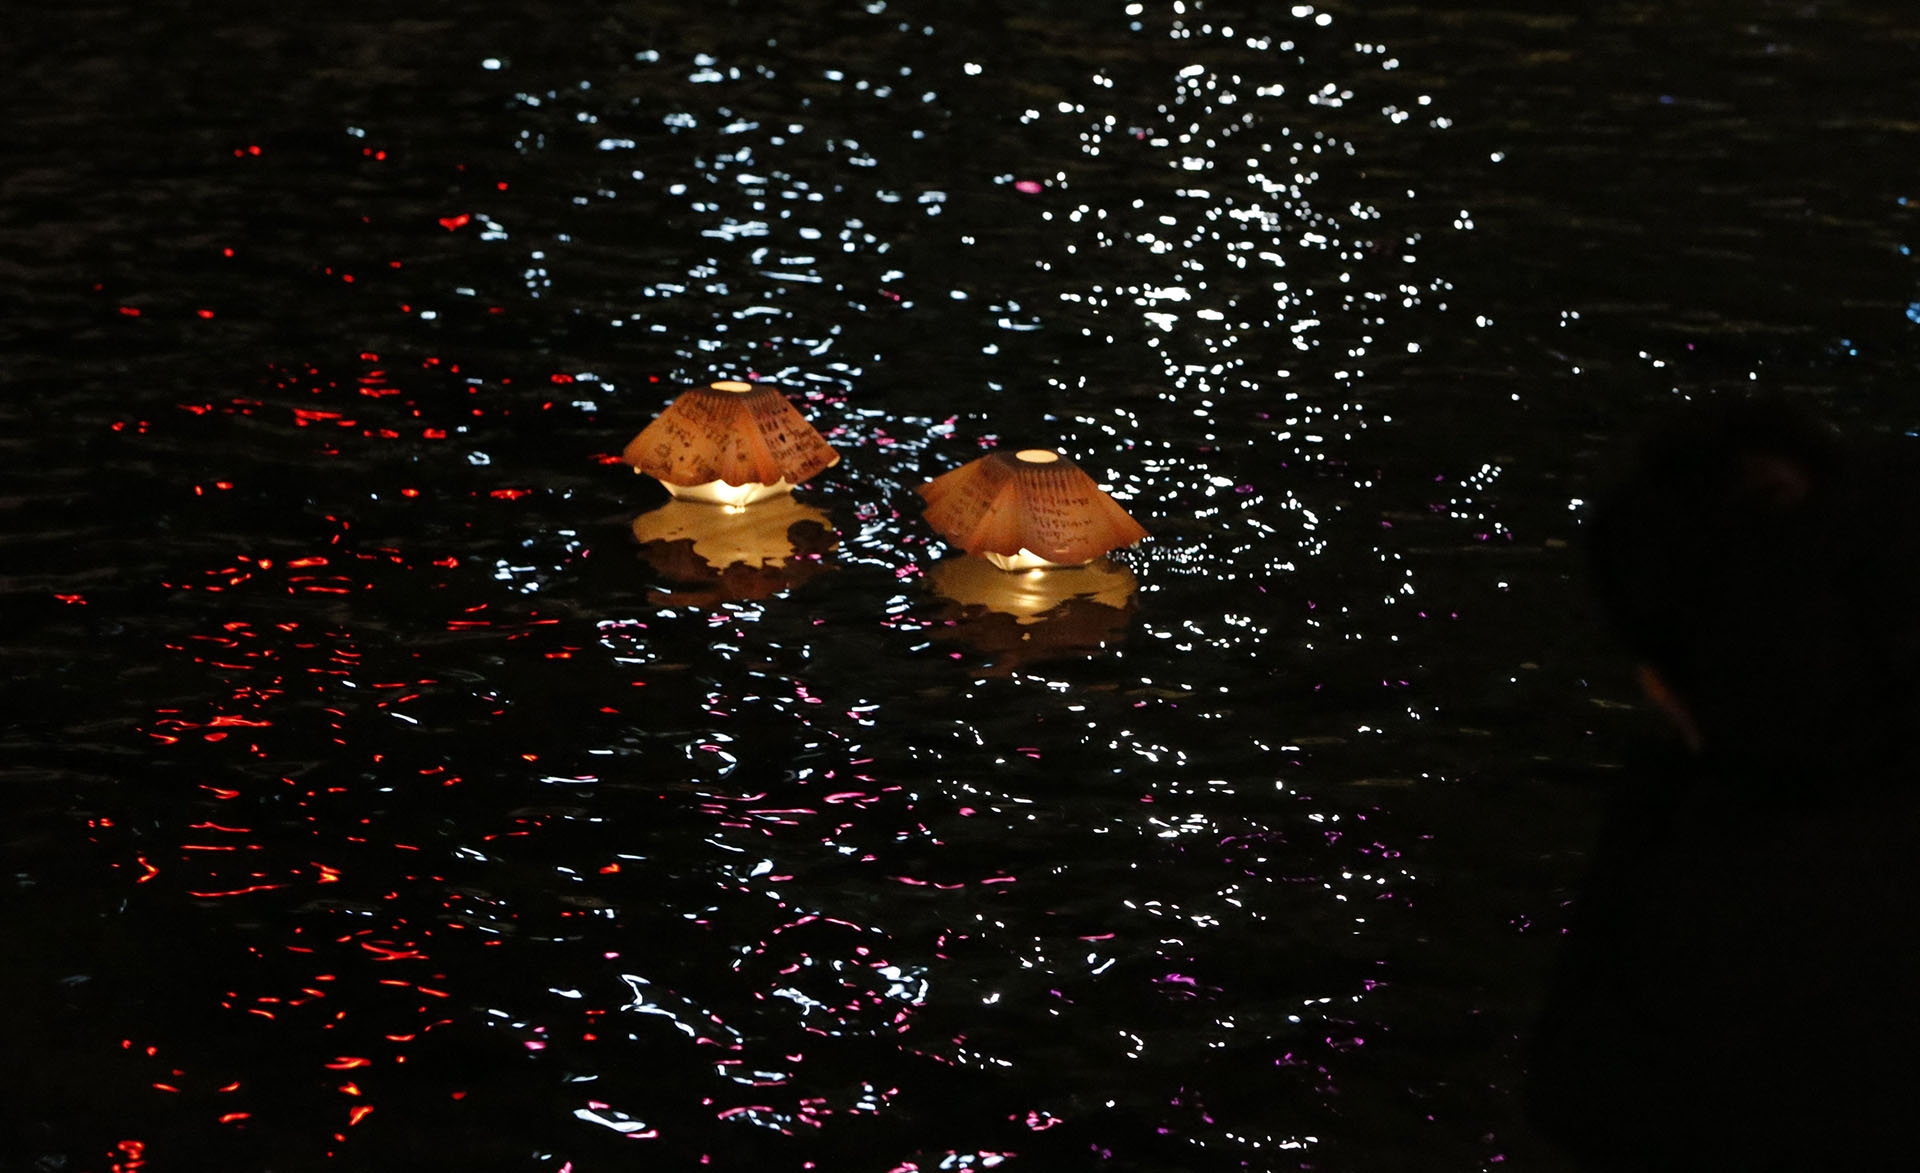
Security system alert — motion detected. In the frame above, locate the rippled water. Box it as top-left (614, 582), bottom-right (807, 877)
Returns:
top-left (5, 2), bottom-right (1916, 1170)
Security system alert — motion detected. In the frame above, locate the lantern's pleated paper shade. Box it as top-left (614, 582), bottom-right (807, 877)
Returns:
top-left (917, 449), bottom-right (1147, 567)
top-left (622, 381), bottom-right (838, 489)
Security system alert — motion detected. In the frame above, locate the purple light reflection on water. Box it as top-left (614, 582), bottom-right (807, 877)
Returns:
top-left (13, 0), bottom-right (1845, 1168)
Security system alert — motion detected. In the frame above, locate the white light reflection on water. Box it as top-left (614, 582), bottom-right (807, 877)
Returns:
top-left (107, 2), bottom-right (1515, 1167)
top-left (32, 0), bottom-right (1916, 1168)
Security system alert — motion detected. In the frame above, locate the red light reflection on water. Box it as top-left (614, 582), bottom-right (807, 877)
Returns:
top-left (102, 504), bottom-right (585, 1153)
top-left (102, 453), bottom-right (1175, 1168)
top-left (137, 352), bottom-right (523, 459)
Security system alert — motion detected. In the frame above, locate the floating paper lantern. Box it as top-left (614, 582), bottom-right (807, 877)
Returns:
top-left (917, 449), bottom-right (1147, 570)
top-left (622, 380), bottom-right (839, 507)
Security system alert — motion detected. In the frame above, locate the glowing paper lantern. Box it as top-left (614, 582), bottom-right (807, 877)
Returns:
top-left (622, 381), bottom-right (839, 507)
top-left (917, 449), bottom-right (1147, 570)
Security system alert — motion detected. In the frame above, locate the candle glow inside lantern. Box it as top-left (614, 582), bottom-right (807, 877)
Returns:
top-left (622, 381), bottom-right (839, 508)
top-left (917, 448), bottom-right (1148, 570)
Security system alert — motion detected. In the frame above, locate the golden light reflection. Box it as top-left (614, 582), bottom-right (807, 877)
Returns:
top-left (928, 554), bottom-right (1137, 669)
top-left (631, 496), bottom-right (837, 603)
top-left (929, 555), bottom-right (1136, 622)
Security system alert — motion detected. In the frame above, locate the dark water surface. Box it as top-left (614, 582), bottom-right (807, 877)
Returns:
top-left (4, 1), bottom-right (1916, 1170)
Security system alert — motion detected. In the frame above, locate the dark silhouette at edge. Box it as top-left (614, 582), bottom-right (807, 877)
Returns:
top-left (1529, 399), bottom-right (1920, 1170)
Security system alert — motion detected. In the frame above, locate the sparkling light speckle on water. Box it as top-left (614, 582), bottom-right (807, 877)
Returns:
top-left (101, 4), bottom-right (1483, 1161)
top-left (9, 0), bottom-right (1919, 1169)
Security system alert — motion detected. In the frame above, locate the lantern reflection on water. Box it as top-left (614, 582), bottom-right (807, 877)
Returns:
top-left (621, 380), bottom-right (839, 507)
top-left (917, 448), bottom-right (1148, 570)
top-left (630, 497), bottom-right (838, 603)
top-left (927, 554), bottom-right (1138, 668)
top-left (928, 554), bottom-right (1137, 621)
